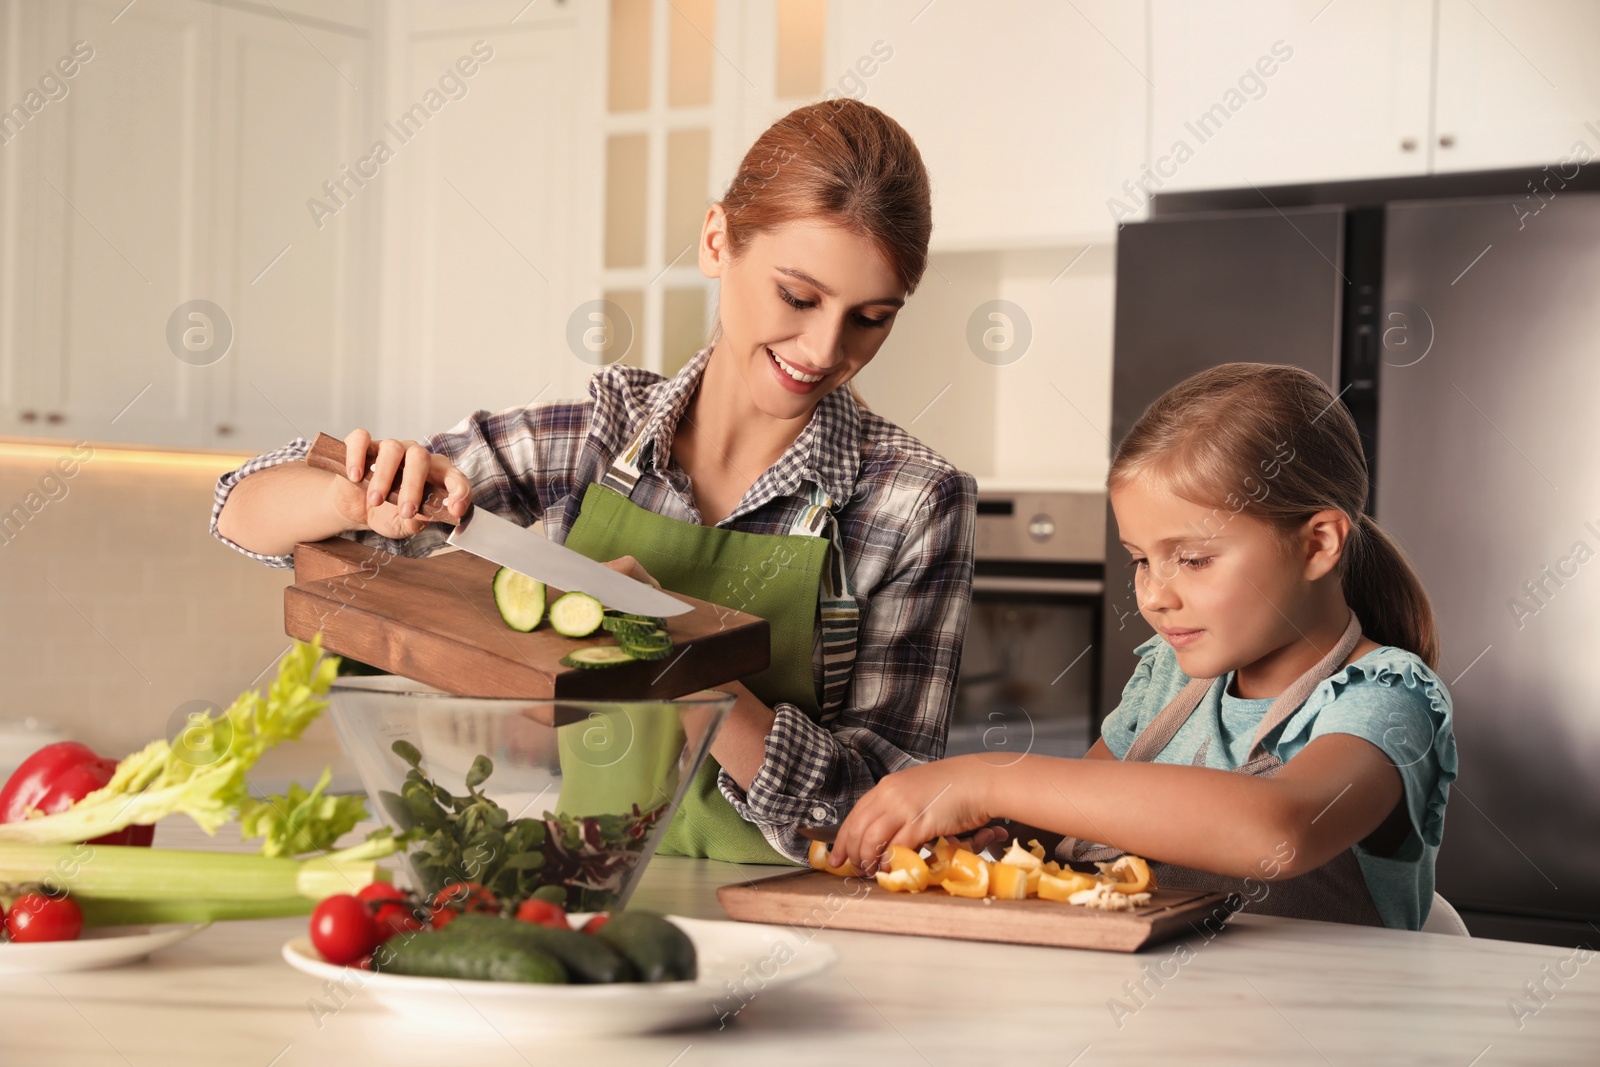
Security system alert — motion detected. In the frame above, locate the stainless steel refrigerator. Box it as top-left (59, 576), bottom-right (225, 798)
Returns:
top-left (1103, 167), bottom-right (1600, 944)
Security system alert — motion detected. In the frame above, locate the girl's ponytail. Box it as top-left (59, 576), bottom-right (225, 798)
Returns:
top-left (1343, 513), bottom-right (1439, 670)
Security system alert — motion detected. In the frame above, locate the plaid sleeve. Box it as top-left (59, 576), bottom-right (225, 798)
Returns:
top-left (209, 400), bottom-right (595, 568)
top-left (209, 436), bottom-right (314, 568)
top-left (717, 468), bottom-right (978, 861)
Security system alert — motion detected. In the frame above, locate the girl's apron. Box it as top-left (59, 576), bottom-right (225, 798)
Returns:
top-left (554, 419), bottom-right (859, 864)
top-left (1060, 613), bottom-right (1385, 925)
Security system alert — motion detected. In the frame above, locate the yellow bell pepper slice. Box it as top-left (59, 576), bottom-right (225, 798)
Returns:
top-left (940, 848), bottom-right (990, 898)
top-left (989, 861), bottom-right (1031, 900)
top-left (1095, 855), bottom-right (1155, 895)
top-left (1038, 868), bottom-right (1099, 902)
top-left (874, 844), bottom-right (932, 893)
top-left (807, 838), bottom-right (860, 877)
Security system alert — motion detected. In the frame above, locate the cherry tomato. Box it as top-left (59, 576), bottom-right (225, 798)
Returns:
top-left (428, 882), bottom-right (497, 929)
top-left (373, 901), bottom-right (426, 943)
top-left (309, 894), bottom-right (378, 965)
top-left (357, 882), bottom-right (408, 906)
top-left (4, 893), bottom-right (83, 943)
top-left (580, 913), bottom-right (610, 935)
top-left (514, 898), bottom-right (568, 929)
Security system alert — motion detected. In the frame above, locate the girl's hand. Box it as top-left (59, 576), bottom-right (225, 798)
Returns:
top-left (603, 555), bottom-right (662, 589)
top-left (330, 428), bottom-right (473, 539)
top-left (828, 755), bottom-right (998, 873)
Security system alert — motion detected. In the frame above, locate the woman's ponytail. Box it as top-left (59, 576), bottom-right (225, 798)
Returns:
top-left (1342, 513), bottom-right (1439, 670)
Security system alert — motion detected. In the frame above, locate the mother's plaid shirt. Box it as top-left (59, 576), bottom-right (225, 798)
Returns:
top-left (211, 348), bottom-right (976, 861)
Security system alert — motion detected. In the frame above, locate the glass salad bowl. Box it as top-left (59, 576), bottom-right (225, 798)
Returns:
top-left (326, 677), bottom-right (734, 912)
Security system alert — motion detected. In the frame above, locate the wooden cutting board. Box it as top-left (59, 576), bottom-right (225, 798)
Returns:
top-left (717, 869), bottom-right (1235, 953)
top-left (284, 537), bottom-right (770, 700)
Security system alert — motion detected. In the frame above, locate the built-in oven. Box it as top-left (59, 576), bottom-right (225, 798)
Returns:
top-left (948, 490), bottom-right (1106, 760)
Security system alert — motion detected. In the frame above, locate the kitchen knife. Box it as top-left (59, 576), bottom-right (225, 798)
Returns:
top-left (305, 433), bottom-right (691, 617)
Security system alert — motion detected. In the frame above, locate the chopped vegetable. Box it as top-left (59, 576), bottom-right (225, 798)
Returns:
top-left (493, 567), bottom-right (546, 632)
top-left (0, 638), bottom-right (339, 845)
top-left (873, 845), bottom-right (932, 893)
top-left (806, 838), bottom-right (860, 877)
top-left (548, 591), bottom-right (605, 638)
top-left (1095, 854), bottom-right (1155, 895)
top-left (559, 646), bottom-right (636, 669)
top-left (1037, 868), bottom-right (1098, 902)
top-left (939, 848), bottom-right (990, 898)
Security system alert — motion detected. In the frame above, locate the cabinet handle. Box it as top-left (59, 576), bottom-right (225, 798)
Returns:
top-left (1400, 137), bottom-right (1417, 152)
top-left (45, 412), bottom-right (64, 424)
top-left (1439, 134), bottom-right (1456, 148)
top-left (19, 410), bottom-right (37, 422)
top-left (216, 423), bottom-right (235, 437)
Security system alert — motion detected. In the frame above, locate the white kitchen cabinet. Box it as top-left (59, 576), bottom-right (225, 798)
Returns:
top-left (1150, 0), bottom-right (1600, 194)
top-left (0, 0), bottom-right (214, 446)
top-left (200, 5), bottom-right (369, 452)
top-left (1148, 0), bottom-right (1435, 194)
top-left (380, 4), bottom-right (603, 442)
top-left (825, 0), bottom-right (1148, 248)
top-left (0, 0), bottom-right (370, 452)
top-left (1432, 0), bottom-right (1600, 173)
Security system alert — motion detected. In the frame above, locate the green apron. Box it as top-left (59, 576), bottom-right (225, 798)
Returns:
top-left (553, 419), bottom-right (860, 864)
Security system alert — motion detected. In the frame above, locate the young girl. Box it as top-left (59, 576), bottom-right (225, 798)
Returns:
top-left (830, 363), bottom-right (1458, 929)
top-left (211, 99), bottom-right (976, 868)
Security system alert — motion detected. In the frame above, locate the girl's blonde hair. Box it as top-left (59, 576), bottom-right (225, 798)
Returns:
top-left (1109, 363), bottom-right (1439, 669)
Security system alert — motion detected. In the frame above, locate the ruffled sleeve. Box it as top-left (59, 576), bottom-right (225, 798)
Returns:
top-left (1276, 649), bottom-right (1458, 856)
top-left (1098, 635), bottom-right (1175, 759)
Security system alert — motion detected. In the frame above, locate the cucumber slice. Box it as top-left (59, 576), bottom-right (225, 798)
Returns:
top-left (617, 643), bottom-right (672, 662)
top-left (601, 616), bottom-right (662, 638)
top-left (493, 567), bottom-right (546, 633)
top-left (604, 610), bottom-right (668, 629)
top-left (559, 646), bottom-right (636, 669)
top-left (618, 627), bottom-right (671, 651)
top-left (549, 592), bottom-right (605, 638)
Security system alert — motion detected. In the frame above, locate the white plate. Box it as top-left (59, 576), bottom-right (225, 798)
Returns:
top-left (0, 923), bottom-right (209, 974)
top-left (282, 915), bottom-right (837, 1035)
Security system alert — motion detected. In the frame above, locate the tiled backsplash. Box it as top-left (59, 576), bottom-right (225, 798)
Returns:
top-left (0, 439), bottom-right (350, 788)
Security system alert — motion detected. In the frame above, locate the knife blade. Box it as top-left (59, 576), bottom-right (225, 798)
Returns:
top-left (305, 433), bottom-right (690, 617)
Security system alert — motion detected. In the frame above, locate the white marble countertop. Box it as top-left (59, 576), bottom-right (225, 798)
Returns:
top-left (2, 828), bottom-right (1595, 1065)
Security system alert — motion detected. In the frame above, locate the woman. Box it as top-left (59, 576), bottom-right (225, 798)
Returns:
top-left (212, 99), bottom-right (978, 864)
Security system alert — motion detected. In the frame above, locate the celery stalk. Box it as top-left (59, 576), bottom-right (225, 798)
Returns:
top-left (78, 897), bottom-right (317, 927)
top-left (0, 843), bottom-right (388, 906)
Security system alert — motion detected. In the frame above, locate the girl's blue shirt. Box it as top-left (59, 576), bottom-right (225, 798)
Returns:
top-left (1099, 634), bottom-right (1458, 930)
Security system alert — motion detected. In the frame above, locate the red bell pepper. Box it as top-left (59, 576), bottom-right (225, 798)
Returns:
top-left (0, 741), bottom-right (154, 847)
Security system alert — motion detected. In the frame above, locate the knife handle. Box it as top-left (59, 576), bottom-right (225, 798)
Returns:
top-left (306, 432), bottom-right (461, 526)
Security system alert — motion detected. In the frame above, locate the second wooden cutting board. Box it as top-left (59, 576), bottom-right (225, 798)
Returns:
top-left (717, 869), bottom-right (1235, 953)
top-left (284, 537), bottom-right (770, 700)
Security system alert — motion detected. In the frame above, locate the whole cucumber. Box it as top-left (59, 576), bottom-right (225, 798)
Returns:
top-left (447, 914), bottom-right (637, 983)
top-left (596, 911), bottom-right (697, 982)
top-left (374, 926), bottom-right (567, 984)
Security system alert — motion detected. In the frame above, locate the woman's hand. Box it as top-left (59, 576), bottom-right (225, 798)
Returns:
top-left (828, 755), bottom-right (999, 872)
top-left (329, 428), bottom-right (473, 539)
top-left (602, 555), bottom-right (662, 589)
